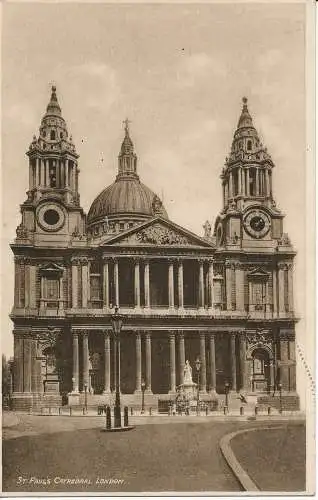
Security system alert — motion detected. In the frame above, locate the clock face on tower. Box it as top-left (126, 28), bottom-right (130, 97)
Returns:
top-left (37, 202), bottom-right (66, 232)
top-left (243, 209), bottom-right (271, 238)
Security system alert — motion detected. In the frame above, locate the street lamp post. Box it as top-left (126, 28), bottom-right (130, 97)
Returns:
top-left (195, 357), bottom-right (201, 415)
top-left (111, 307), bottom-right (124, 428)
top-left (84, 383), bottom-right (88, 413)
top-left (224, 381), bottom-right (230, 414)
top-left (278, 382), bottom-right (283, 414)
top-left (141, 380), bottom-right (146, 415)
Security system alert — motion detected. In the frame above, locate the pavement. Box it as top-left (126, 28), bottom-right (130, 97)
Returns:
top-left (2, 411), bottom-right (306, 494)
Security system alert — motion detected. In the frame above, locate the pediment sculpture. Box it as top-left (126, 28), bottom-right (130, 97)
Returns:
top-left (136, 223), bottom-right (190, 245)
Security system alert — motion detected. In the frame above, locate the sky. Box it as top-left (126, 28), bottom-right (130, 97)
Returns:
top-left (1, 2), bottom-right (310, 407)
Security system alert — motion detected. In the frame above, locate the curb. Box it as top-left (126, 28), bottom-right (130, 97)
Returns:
top-left (219, 425), bottom-right (285, 491)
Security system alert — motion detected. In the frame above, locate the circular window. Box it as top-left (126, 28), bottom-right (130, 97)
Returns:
top-left (43, 209), bottom-right (60, 226)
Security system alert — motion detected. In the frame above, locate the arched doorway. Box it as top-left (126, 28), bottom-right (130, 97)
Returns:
top-left (251, 347), bottom-right (271, 393)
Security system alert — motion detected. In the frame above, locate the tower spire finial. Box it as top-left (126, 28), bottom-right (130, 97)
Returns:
top-left (123, 118), bottom-right (131, 135)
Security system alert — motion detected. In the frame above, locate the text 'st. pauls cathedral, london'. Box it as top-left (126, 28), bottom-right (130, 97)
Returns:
top-left (10, 87), bottom-right (299, 411)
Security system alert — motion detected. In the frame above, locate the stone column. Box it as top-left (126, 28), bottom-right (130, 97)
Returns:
top-left (200, 333), bottom-right (207, 392)
top-left (31, 338), bottom-right (37, 393)
top-left (179, 332), bottom-right (185, 385)
top-left (114, 258), bottom-right (120, 307)
top-left (178, 260), bottom-right (184, 308)
top-left (239, 334), bottom-right (248, 391)
top-left (102, 259), bottom-right (109, 309)
top-left (72, 331), bottom-right (79, 392)
top-left (208, 261), bottom-right (214, 309)
top-left (287, 263), bottom-right (294, 312)
top-left (278, 263), bottom-right (285, 315)
top-left (58, 274), bottom-right (63, 310)
top-left (256, 168), bottom-right (259, 196)
top-left (135, 332), bottom-right (142, 393)
top-left (235, 263), bottom-right (245, 311)
top-left (24, 262), bottom-right (30, 308)
top-left (144, 260), bottom-right (150, 308)
top-left (269, 360), bottom-right (275, 393)
top-left (13, 335), bottom-right (24, 393)
top-left (145, 333), bottom-right (152, 393)
top-left (272, 268), bottom-right (277, 314)
top-left (237, 167), bottom-right (241, 195)
top-left (209, 334), bottom-right (216, 394)
top-left (23, 337), bottom-right (32, 393)
top-left (72, 163), bottom-right (76, 192)
top-left (103, 331), bottom-right (111, 394)
top-left (229, 172), bottom-right (233, 198)
top-left (81, 259), bottom-right (88, 308)
top-left (29, 263), bottom-right (36, 309)
top-left (265, 169), bottom-right (270, 197)
top-left (230, 333), bottom-right (237, 391)
top-left (225, 262), bottom-right (232, 311)
top-left (65, 159), bottom-right (69, 188)
top-left (35, 158), bottom-right (40, 186)
top-left (168, 260), bottom-right (175, 308)
top-left (134, 259), bottom-right (141, 308)
top-left (199, 261), bottom-right (205, 308)
top-left (169, 332), bottom-right (176, 393)
top-left (71, 260), bottom-right (78, 308)
top-left (82, 331), bottom-right (89, 391)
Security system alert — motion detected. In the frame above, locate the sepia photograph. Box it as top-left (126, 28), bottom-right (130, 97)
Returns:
top-left (1, 0), bottom-right (315, 495)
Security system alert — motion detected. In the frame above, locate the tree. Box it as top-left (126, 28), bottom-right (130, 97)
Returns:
top-left (2, 355), bottom-right (13, 401)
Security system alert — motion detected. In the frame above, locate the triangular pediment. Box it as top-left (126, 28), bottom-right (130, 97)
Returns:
top-left (247, 267), bottom-right (269, 279)
top-left (100, 217), bottom-right (215, 248)
top-left (39, 262), bottom-right (64, 274)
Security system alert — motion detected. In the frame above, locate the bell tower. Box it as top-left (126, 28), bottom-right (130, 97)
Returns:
top-left (214, 97), bottom-right (288, 250)
top-left (16, 86), bottom-right (85, 245)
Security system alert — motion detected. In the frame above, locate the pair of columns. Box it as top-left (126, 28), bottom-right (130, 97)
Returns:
top-left (134, 332), bottom-right (152, 393)
top-left (224, 167), bottom-right (272, 203)
top-left (167, 332), bottom-right (217, 393)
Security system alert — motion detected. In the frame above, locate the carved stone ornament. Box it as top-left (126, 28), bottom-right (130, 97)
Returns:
top-left (152, 195), bottom-right (165, 216)
top-left (246, 329), bottom-right (272, 347)
top-left (16, 223), bottom-right (29, 239)
top-left (136, 223), bottom-right (190, 245)
top-left (277, 233), bottom-right (291, 246)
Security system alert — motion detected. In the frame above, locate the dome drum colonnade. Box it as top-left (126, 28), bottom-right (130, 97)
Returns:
top-left (10, 88), bottom-right (298, 410)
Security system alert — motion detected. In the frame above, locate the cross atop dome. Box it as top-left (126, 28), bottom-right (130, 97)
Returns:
top-left (123, 118), bottom-right (132, 135)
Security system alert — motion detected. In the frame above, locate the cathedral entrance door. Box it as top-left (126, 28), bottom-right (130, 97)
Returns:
top-left (251, 348), bottom-right (270, 392)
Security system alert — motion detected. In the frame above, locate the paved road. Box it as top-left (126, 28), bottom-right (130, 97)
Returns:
top-left (2, 415), bottom-right (303, 493)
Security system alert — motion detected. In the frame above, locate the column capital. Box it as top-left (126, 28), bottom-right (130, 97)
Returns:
top-left (278, 262), bottom-right (287, 270)
top-left (169, 331), bottom-right (176, 340)
top-left (225, 260), bottom-right (232, 269)
top-left (200, 331), bottom-right (206, 339)
top-left (71, 257), bottom-right (80, 265)
top-left (78, 257), bottom-right (89, 265)
top-left (102, 329), bottom-right (112, 337)
top-left (178, 331), bottom-right (184, 339)
top-left (78, 329), bottom-right (88, 337)
top-left (231, 331), bottom-right (237, 339)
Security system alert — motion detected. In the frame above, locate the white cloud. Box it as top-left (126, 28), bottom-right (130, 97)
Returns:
top-left (175, 52), bottom-right (226, 88)
top-left (5, 102), bottom-right (37, 128)
top-left (257, 49), bottom-right (283, 71)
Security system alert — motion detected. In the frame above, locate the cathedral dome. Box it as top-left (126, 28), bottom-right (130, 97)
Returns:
top-left (87, 177), bottom-right (168, 224)
top-left (87, 120), bottom-right (168, 235)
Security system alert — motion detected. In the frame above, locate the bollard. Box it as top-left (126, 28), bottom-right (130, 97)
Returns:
top-left (49, 407), bottom-right (52, 415)
top-left (59, 407), bottom-right (61, 415)
top-left (205, 406), bottom-right (208, 416)
top-left (124, 406), bottom-right (129, 427)
top-left (240, 406), bottom-right (244, 416)
top-left (268, 406), bottom-right (271, 415)
top-left (106, 406), bottom-right (111, 430)
top-left (223, 405), bottom-right (228, 415)
top-left (82, 407), bottom-right (85, 416)
top-left (149, 407), bottom-right (152, 416)
top-left (131, 407), bottom-right (133, 416)
top-left (70, 407), bottom-right (72, 417)
top-left (255, 406), bottom-right (258, 416)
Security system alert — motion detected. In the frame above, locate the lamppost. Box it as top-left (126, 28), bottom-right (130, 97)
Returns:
top-left (195, 357), bottom-right (201, 415)
top-left (111, 306), bottom-right (124, 428)
top-left (141, 380), bottom-right (146, 414)
top-left (84, 382), bottom-right (88, 413)
top-left (278, 382), bottom-right (283, 414)
top-left (224, 381), bottom-right (230, 413)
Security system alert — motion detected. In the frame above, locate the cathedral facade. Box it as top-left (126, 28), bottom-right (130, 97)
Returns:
top-left (11, 88), bottom-right (298, 411)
